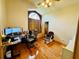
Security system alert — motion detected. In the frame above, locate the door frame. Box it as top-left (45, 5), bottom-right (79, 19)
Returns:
top-left (44, 21), bottom-right (49, 34)
top-left (73, 18), bottom-right (79, 59)
top-left (28, 10), bottom-right (42, 33)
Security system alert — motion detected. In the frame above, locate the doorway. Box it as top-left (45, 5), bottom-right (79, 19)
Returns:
top-left (44, 22), bottom-right (49, 34)
top-left (73, 19), bottom-right (79, 59)
top-left (28, 11), bottom-right (42, 33)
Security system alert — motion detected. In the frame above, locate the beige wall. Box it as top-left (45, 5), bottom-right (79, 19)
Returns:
top-left (0, 0), bottom-right (6, 32)
top-left (41, 3), bottom-right (79, 45)
top-left (6, 0), bottom-right (36, 31)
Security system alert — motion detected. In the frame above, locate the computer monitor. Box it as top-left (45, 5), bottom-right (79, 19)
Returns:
top-left (12, 28), bottom-right (21, 33)
top-left (4, 27), bottom-right (21, 35)
top-left (4, 28), bottom-right (12, 35)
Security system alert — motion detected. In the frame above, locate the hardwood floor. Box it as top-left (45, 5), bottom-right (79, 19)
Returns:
top-left (15, 39), bottom-right (64, 59)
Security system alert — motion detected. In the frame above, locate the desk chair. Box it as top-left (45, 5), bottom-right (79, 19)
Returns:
top-left (45, 31), bottom-right (54, 44)
top-left (26, 34), bottom-right (36, 48)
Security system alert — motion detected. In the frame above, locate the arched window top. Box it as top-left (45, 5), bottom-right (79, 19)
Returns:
top-left (29, 12), bottom-right (40, 20)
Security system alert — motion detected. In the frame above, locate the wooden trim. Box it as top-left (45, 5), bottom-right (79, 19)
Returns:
top-left (73, 18), bottom-right (79, 59)
top-left (0, 35), bottom-right (4, 59)
top-left (28, 11), bottom-right (42, 33)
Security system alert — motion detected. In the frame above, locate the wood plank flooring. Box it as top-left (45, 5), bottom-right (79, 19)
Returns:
top-left (15, 39), bottom-right (64, 59)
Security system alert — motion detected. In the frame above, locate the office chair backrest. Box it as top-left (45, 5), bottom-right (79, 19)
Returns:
top-left (49, 31), bottom-right (54, 36)
top-left (29, 30), bottom-right (32, 35)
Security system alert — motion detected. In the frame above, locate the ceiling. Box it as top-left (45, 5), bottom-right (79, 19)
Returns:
top-left (31, 0), bottom-right (79, 15)
top-left (32, 0), bottom-right (79, 8)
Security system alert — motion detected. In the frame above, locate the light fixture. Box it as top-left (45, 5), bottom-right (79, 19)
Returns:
top-left (46, 0), bottom-right (49, 3)
top-left (41, 2), bottom-right (45, 6)
top-left (49, 2), bottom-right (52, 6)
top-left (41, 0), bottom-right (52, 7)
top-left (38, 0), bottom-right (60, 8)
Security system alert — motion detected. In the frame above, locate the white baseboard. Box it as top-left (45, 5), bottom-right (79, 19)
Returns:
top-left (54, 35), bottom-right (67, 46)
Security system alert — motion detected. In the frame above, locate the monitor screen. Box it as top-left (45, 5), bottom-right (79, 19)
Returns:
top-left (12, 28), bottom-right (21, 33)
top-left (4, 28), bottom-right (12, 35)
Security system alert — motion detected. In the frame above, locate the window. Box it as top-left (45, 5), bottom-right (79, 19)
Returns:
top-left (29, 12), bottom-right (40, 20)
